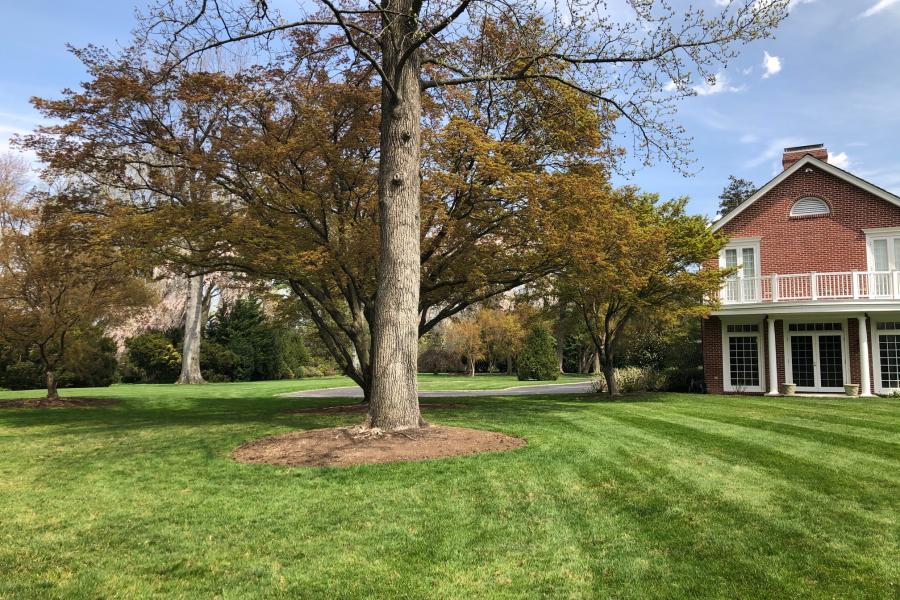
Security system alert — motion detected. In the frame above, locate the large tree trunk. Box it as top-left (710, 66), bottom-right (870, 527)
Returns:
top-left (367, 3), bottom-right (423, 430)
top-left (46, 370), bottom-right (59, 400)
top-left (177, 273), bottom-right (205, 384)
top-left (592, 352), bottom-right (601, 374)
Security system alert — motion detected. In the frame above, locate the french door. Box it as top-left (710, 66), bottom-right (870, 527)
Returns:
top-left (787, 323), bottom-right (846, 392)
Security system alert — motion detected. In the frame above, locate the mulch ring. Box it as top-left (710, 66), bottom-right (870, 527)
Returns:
top-left (232, 425), bottom-right (526, 467)
top-left (284, 402), bottom-right (466, 415)
top-left (0, 397), bottom-right (121, 409)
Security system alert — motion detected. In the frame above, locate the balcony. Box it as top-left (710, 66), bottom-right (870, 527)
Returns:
top-left (718, 271), bottom-right (900, 305)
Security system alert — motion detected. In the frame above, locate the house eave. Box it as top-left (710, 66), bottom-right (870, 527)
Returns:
top-left (710, 300), bottom-right (900, 316)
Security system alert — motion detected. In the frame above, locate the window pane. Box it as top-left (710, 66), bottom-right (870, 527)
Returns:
top-left (729, 336), bottom-right (759, 388)
top-left (725, 249), bottom-right (737, 269)
top-left (893, 238), bottom-right (900, 271)
top-left (818, 335), bottom-right (844, 388)
top-left (742, 248), bottom-right (757, 277)
top-left (791, 335), bottom-right (815, 387)
top-left (880, 334), bottom-right (900, 389)
top-left (873, 239), bottom-right (889, 271)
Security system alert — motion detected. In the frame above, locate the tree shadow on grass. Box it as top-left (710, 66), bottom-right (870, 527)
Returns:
top-left (0, 391), bottom-right (641, 438)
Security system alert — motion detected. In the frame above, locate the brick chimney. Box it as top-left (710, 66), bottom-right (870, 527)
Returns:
top-left (782, 143), bottom-right (828, 170)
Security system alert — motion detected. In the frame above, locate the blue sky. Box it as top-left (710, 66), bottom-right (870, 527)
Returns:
top-left (1, 1), bottom-right (899, 218)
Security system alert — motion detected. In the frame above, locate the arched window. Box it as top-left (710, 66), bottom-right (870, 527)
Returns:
top-left (790, 197), bottom-right (830, 217)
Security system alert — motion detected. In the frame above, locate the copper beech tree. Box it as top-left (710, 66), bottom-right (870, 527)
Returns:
top-left (137, 0), bottom-right (787, 429)
top-left (26, 40), bottom-right (593, 407)
top-left (31, 0), bottom-right (786, 429)
top-left (0, 192), bottom-right (152, 400)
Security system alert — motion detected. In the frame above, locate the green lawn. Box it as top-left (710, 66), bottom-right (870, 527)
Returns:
top-left (0, 380), bottom-right (897, 599)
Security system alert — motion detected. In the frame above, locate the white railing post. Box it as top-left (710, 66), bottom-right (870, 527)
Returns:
top-left (737, 272), bottom-right (744, 303)
top-left (810, 272), bottom-right (818, 300)
top-left (770, 274), bottom-right (779, 302)
top-left (852, 270), bottom-right (860, 299)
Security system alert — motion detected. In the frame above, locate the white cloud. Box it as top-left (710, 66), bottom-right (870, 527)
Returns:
top-left (750, 0), bottom-right (816, 11)
top-left (663, 80), bottom-right (678, 92)
top-left (742, 66), bottom-right (754, 76)
top-left (744, 137), bottom-right (803, 169)
top-left (860, 0), bottom-right (900, 18)
top-left (762, 52), bottom-right (782, 78)
top-left (829, 151), bottom-right (851, 170)
top-left (692, 72), bottom-right (746, 96)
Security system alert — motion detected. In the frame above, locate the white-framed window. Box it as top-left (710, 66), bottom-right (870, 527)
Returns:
top-left (721, 320), bottom-right (765, 392)
top-left (864, 227), bottom-right (900, 297)
top-left (789, 197), bottom-right (830, 217)
top-left (871, 318), bottom-right (900, 394)
top-left (719, 238), bottom-right (761, 303)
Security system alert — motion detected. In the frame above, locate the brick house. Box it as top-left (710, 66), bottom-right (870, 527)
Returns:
top-left (702, 144), bottom-right (900, 396)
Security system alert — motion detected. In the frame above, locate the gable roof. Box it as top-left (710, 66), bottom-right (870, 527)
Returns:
top-left (712, 154), bottom-right (900, 232)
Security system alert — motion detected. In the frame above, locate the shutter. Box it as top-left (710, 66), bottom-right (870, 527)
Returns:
top-left (790, 197), bottom-right (830, 217)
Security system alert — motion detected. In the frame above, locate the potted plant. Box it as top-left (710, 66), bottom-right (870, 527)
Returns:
top-left (844, 383), bottom-right (859, 397)
top-left (781, 383), bottom-right (796, 396)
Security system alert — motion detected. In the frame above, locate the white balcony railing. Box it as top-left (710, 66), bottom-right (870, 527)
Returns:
top-left (718, 271), bottom-right (900, 305)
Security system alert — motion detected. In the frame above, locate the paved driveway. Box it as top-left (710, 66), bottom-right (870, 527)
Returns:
top-left (282, 380), bottom-right (595, 398)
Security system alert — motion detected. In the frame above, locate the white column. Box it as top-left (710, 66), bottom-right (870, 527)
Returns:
top-left (767, 317), bottom-right (779, 395)
top-left (858, 315), bottom-right (874, 396)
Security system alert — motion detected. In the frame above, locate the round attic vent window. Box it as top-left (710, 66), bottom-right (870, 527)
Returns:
top-left (790, 197), bottom-right (830, 217)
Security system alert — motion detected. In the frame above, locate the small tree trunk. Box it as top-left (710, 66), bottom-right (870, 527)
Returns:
top-left (468, 357), bottom-right (476, 377)
top-left (367, 4), bottom-right (423, 431)
top-left (177, 273), bottom-right (206, 384)
top-left (506, 355), bottom-right (513, 375)
top-left (603, 361), bottom-right (619, 396)
top-left (556, 327), bottom-right (565, 373)
top-left (46, 370), bottom-right (59, 400)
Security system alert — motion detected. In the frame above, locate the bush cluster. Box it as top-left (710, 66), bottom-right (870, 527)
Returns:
top-left (591, 366), bottom-right (705, 394)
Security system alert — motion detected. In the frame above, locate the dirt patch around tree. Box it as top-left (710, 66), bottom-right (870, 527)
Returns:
top-left (232, 425), bottom-right (526, 467)
top-left (284, 402), bottom-right (466, 415)
top-left (0, 397), bottom-right (121, 409)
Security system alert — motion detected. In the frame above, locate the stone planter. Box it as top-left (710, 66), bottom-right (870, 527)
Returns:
top-left (844, 384), bottom-right (859, 397)
top-left (781, 383), bottom-right (796, 396)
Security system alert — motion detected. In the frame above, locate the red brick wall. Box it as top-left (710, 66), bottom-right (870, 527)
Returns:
top-left (719, 165), bottom-right (900, 275)
top-left (701, 316), bottom-right (723, 394)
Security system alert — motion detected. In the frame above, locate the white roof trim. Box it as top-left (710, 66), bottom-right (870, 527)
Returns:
top-left (712, 155), bottom-right (900, 232)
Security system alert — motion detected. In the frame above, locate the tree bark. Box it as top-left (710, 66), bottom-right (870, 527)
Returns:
top-left (176, 273), bottom-right (206, 384)
top-left (555, 319), bottom-right (565, 373)
top-left (468, 357), bottom-right (476, 377)
top-left (506, 355), bottom-right (513, 375)
top-left (602, 361), bottom-right (619, 396)
top-left (592, 352), bottom-right (601, 374)
top-left (366, 1), bottom-right (423, 430)
top-left (46, 370), bottom-right (59, 400)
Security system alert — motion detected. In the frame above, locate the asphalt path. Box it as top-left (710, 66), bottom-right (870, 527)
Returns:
top-left (281, 380), bottom-right (595, 398)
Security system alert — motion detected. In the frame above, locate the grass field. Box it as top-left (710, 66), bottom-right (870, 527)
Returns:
top-left (0, 379), bottom-right (897, 598)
